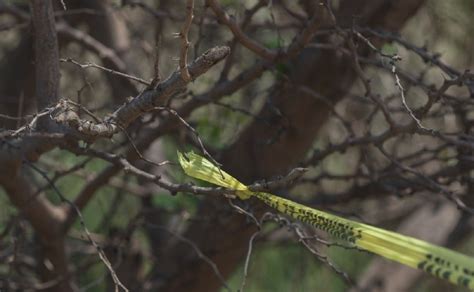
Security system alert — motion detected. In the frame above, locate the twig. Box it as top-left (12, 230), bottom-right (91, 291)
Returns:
top-left (60, 0), bottom-right (67, 10)
top-left (146, 224), bottom-right (231, 291)
top-left (53, 46), bottom-right (230, 138)
top-left (26, 162), bottom-right (129, 292)
top-left (61, 58), bottom-right (150, 86)
top-left (247, 167), bottom-right (308, 192)
top-left (155, 106), bottom-right (222, 169)
top-left (240, 231), bottom-right (259, 292)
top-left (293, 227), bottom-right (355, 286)
top-left (150, 33), bottom-right (162, 88)
top-left (178, 0), bottom-right (194, 82)
top-left (9, 109), bottom-right (53, 137)
top-left (206, 0), bottom-right (277, 61)
top-left (261, 213), bottom-right (355, 286)
top-left (67, 146), bottom-right (233, 197)
top-left (392, 64), bottom-right (432, 131)
top-left (118, 124), bottom-right (172, 168)
top-left (349, 27), bottom-right (434, 131)
top-left (227, 199), bottom-right (261, 292)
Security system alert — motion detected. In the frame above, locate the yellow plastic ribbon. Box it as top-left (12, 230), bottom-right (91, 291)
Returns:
top-left (178, 151), bottom-right (474, 290)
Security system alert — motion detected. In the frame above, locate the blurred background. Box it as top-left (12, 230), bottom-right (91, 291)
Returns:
top-left (1, 0), bottom-right (474, 291)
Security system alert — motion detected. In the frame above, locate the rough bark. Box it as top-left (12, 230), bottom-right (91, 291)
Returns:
top-left (30, 0), bottom-right (59, 110)
top-left (0, 2), bottom-right (65, 291)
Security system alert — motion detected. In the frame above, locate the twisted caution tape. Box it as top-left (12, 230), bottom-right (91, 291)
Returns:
top-left (178, 151), bottom-right (474, 290)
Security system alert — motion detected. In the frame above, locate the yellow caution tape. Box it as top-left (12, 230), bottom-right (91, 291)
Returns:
top-left (178, 151), bottom-right (474, 289)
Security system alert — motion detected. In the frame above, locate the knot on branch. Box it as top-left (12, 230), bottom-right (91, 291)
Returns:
top-left (195, 46), bottom-right (231, 68)
top-left (52, 99), bottom-right (117, 138)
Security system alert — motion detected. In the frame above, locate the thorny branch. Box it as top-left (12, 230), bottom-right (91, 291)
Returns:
top-left (228, 204), bottom-right (356, 290)
top-left (1, 0), bottom-right (474, 291)
top-left (178, 0), bottom-right (194, 82)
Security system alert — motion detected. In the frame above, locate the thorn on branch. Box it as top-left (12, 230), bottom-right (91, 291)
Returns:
top-left (179, 0), bottom-right (194, 82)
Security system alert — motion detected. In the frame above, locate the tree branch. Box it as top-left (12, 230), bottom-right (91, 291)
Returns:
top-left (178, 0), bottom-right (194, 82)
top-left (30, 0), bottom-right (59, 111)
top-left (53, 46), bottom-right (230, 138)
top-left (156, 1), bottom-right (426, 291)
top-left (206, 0), bottom-right (277, 60)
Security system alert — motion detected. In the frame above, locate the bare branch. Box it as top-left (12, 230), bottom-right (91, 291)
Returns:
top-left (53, 46), bottom-right (230, 138)
top-left (60, 58), bottom-right (150, 86)
top-left (145, 224), bottom-right (231, 291)
top-left (56, 21), bottom-right (128, 72)
top-left (178, 0), bottom-right (194, 82)
top-left (206, 0), bottom-right (277, 61)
